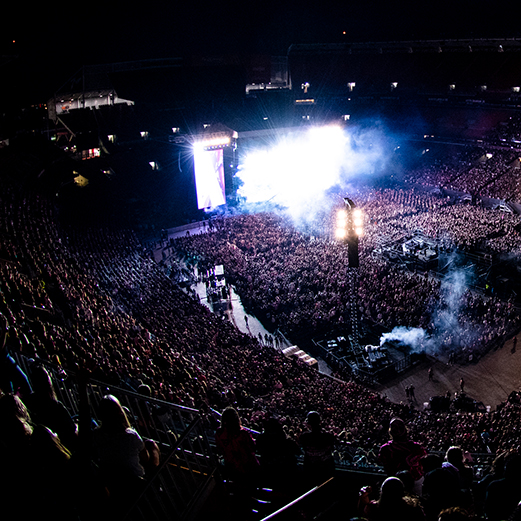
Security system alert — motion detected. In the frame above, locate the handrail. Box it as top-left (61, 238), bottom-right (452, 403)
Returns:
top-left (122, 415), bottom-right (204, 520)
top-left (88, 378), bottom-right (201, 415)
top-left (260, 477), bottom-right (334, 521)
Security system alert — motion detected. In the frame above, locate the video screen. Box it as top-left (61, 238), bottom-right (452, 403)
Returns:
top-left (194, 148), bottom-right (226, 209)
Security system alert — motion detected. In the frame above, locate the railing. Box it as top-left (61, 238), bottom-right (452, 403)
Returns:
top-left (259, 478), bottom-right (335, 521)
top-left (123, 415), bottom-right (217, 521)
top-left (13, 353), bottom-right (218, 521)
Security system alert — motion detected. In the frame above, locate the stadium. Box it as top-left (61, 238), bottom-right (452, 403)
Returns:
top-left (3, 37), bottom-right (521, 520)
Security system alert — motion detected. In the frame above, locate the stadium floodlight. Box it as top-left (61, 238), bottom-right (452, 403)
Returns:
top-left (353, 208), bottom-right (364, 237)
top-left (338, 197), bottom-right (362, 268)
top-left (335, 209), bottom-right (348, 239)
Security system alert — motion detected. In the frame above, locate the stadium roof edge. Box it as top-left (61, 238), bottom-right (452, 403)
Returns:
top-left (288, 38), bottom-right (521, 55)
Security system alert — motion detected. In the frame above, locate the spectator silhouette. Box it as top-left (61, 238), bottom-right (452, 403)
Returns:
top-left (0, 394), bottom-right (79, 520)
top-left (474, 451), bottom-right (507, 516)
top-left (24, 365), bottom-right (77, 452)
top-left (421, 453), bottom-right (461, 520)
top-left (91, 394), bottom-right (147, 506)
top-left (360, 476), bottom-right (425, 521)
top-left (379, 417), bottom-right (427, 482)
top-left (485, 452), bottom-right (521, 521)
top-left (256, 417), bottom-right (301, 492)
top-left (30, 424), bottom-right (77, 521)
top-left (0, 315), bottom-right (32, 398)
top-left (0, 393), bottom-right (33, 484)
top-left (443, 446), bottom-right (473, 495)
top-left (215, 406), bottom-right (260, 485)
top-left (298, 410), bottom-right (336, 486)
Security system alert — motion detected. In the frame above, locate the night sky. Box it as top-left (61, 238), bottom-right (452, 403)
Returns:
top-left (1, 0), bottom-right (520, 107)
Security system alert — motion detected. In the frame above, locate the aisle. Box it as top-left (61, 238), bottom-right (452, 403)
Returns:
top-left (193, 273), bottom-right (335, 373)
top-left (159, 224), bottom-right (333, 375)
top-left (198, 283), bottom-right (278, 342)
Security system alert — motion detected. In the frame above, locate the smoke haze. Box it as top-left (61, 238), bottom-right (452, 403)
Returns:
top-left (236, 123), bottom-right (394, 228)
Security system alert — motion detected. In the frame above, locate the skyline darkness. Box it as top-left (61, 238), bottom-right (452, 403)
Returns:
top-left (2, 0), bottom-right (520, 107)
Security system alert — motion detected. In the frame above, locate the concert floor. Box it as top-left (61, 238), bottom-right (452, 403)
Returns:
top-left (375, 335), bottom-right (521, 411)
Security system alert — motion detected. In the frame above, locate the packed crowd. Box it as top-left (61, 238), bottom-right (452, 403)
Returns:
top-left (403, 144), bottom-right (521, 203)
top-left (359, 188), bottom-right (521, 254)
top-left (174, 193), bottom-right (519, 361)
top-left (214, 406), bottom-right (521, 520)
top-left (1, 179), bottom-right (520, 448)
top-left (3, 134), bottom-right (521, 518)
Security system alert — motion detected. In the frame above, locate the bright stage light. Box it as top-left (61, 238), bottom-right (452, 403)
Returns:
top-left (236, 123), bottom-right (388, 226)
top-left (353, 208), bottom-right (364, 236)
top-left (336, 208), bottom-right (348, 239)
top-left (238, 125), bottom-right (348, 213)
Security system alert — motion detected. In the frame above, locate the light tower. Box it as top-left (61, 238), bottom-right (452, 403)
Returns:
top-left (335, 197), bottom-right (363, 268)
top-left (335, 197), bottom-right (363, 345)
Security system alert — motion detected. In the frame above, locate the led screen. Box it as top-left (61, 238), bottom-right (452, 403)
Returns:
top-left (194, 147), bottom-right (226, 209)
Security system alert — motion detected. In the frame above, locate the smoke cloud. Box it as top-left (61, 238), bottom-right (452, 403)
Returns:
top-left (380, 326), bottom-right (430, 351)
top-left (236, 123), bottom-right (394, 228)
top-left (380, 262), bottom-right (476, 358)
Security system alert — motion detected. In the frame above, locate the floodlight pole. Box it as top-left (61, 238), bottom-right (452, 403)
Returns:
top-left (343, 197), bottom-right (360, 347)
top-left (343, 198), bottom-right (359, 269)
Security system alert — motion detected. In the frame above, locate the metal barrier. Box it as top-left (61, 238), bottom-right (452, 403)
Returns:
top-left (122, 414), bottom-right (217, 521)
top-left (14, 353), bottom-right (219, 521)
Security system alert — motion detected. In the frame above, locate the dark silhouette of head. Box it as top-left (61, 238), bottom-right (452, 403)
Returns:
top-left (98, 394), bottom-right (131, 432)
top-left (389, 417), bottom-right (407, 440)
top-left (221, 407), bottom-right (241, 435)
top-left (30, 365), bottom-right (57, 401)
top-left (421, 453), bottom-right (443, 474)
top-left (263, 417), bottom-right (285, 439)
top-left (306, 411), bottom-right (321, 431)
top-left (379, 476), bottom-right (405, 505)
top-left (446, 446), bottom-right (464, 467)
top-left (504, 453), bottom-right (521, 481)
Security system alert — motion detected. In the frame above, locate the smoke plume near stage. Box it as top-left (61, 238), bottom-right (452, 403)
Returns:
top-left (379, 263), bottom-right (477, 359)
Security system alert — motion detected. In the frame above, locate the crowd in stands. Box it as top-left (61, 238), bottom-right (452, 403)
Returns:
top-left (403, 145), bottom-right (521, 204)
top-left (0, 183), bottom-right (518, 434)
top-left (3, 127), bottom-right (521, 518)
top-left (489, 114), bottom-right (521, 145)
top-left (359, 188), bottom-right (521, 254)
